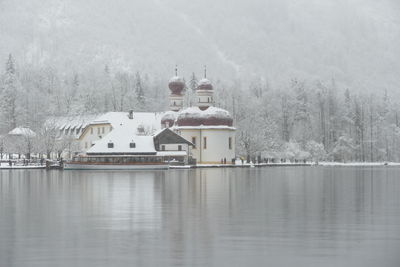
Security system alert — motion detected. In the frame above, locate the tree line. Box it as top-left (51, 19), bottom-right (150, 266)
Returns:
top-left (1, 54), bottom-right (400, 162)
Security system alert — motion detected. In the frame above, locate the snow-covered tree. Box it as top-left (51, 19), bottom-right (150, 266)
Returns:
top-left (1, 54), bottom-right (18, 131)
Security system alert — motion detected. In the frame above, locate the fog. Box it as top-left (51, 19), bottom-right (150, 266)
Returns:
top-left (1, 0), bottom-right (399, 94)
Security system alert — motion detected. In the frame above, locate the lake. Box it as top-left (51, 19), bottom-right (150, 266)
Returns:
top-left (1, 167), bottom-right (400, 267)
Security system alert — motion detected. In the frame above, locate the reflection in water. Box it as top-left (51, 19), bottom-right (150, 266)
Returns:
top-left (0, 167), bottom-right (400, 266)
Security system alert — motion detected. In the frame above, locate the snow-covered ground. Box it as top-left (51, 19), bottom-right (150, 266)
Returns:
top-left (318, 162), bottom-right (400, 167)
top-left (170, 161), bottom-right (400, 169)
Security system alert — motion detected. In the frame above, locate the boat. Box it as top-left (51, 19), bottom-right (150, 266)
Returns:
top-left (64, 155), bottom-right (169, 170)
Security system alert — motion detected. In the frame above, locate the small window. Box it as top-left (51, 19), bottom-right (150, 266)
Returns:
top-left (97, 128), bottom-right (100, 134)
top-left (192, 137), bottom-right (196, 148)
top-left (108, 142), bottom-right (114, 148)
top-left (130, 142), bottom-right (136, 148)
top-left (90, 128), bottom-right (93, 134)
top-left (178, 145), bottom-right (182, 151)
top-left (102, 127), bottom-right (105, 134)
top-left (229, 137), bottom-right (232, 150)
top-left (161, 145), bottom-right (165, 151)
top-left (203, 137), bottom-right (207, 149)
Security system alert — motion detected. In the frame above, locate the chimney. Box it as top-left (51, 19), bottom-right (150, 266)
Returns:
top-left (128, 110), bottom-right (134, 119)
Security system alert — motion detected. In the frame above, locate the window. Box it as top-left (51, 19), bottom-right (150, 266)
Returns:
top-left (192, 137), bottom-right (196, 148)
top-left (102, 127), bottom-right (105, 134)
top-left (178, 145), bottom-right (182, 151)
top-left (130, 142), bottom-right (136, 148)
top-left (90, 128), bottom-right (93, 135)
top-left (97, 128), bottom-right (100, 135)
top-left (108, 142), bottom-right (114, 148)
top-left (229, 137), bottom-right (232, 150)
top-left (161, 145), bottom-right (165, 151)
top-left (203, 137), bottom-right (207, 149)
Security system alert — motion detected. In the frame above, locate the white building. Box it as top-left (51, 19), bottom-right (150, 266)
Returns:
top-left (85, 126), bottom-right (193, 164)
top-left (45, 68), bottom-right (236, 165)
top-left (46, 111), bottom-right (165, 158)
top-left (161, 71), bottom-right (236, 164)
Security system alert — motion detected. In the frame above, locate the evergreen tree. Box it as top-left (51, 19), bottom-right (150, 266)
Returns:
top-left (1, 54), bottom-right (18, 131)
top-left (135, 72), bottom-right (145, 111)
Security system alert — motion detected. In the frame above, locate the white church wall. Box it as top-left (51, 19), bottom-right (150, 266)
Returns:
top-left (179, 129), bottom-right (235, 164)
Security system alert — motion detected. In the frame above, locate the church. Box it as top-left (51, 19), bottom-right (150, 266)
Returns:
top-left (161, 69), bottom-right (236, 164)
top-left (48, 68), bottom-right (236, 165)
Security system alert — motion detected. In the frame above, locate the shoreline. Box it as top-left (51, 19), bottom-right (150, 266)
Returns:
top-left (1, 161), bottom-right (399, 170)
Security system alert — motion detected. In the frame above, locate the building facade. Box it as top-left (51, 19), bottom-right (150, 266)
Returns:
top-left (161, 71), bottom-right (236, 164)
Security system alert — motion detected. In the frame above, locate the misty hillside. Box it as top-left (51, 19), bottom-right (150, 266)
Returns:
top-left (0, 0), bottom-right (399, 93)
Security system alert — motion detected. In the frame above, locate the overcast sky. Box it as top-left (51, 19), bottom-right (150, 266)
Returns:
top-left (1, 0), bottom-right (399, 94)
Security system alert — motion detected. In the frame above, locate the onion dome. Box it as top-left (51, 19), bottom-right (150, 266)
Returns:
top-left (161, 110), bottom-right (178, 127)
top-left (176, 107), bottom-right (233, 127)
top-left (197, 78), bottom-right (213, 90)
top-left (168, 76), bottom-right (185, 95)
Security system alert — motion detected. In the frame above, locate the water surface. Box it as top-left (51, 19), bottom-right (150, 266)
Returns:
top-left (1, 167), bottom-right (400, 266)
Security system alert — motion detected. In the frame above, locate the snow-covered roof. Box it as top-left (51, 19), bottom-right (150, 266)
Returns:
top-left (169, 76), bottom-right (184, 83)
top-left (197, 78), bottom-right (213, 90)
top-left (198, 78), bottom-right (211, 86)
top-left (46, 114), bottom-right (98, 131)
top-left (8, 127), bottom-right (36, 137)
top-left (175, 106), bottom-right (234, 127)
top-left (91, 112), bottom-right (164, 135)
top-left (174, 125), bottom-right (236, 130)
top-left (46, 111), bottom-right (165, 139)
top-left (86, 125), bottom-right (156, 155)
top-left (179, 106), bottom-right (231, 117)
top-left (161, 110), bottom-right (179, 121)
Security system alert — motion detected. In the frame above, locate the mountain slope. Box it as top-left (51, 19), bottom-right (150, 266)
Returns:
top-left (0, 0), bottom-right (399, 93)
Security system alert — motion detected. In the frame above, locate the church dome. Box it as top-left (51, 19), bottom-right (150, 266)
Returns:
top-left (176, 106), bottom-right (233, 127)
top-left (197, 78), bottom-right (213, 90)
top-left (161, 111), bottom-right (178, 127)
top-left (168, 76), bottom-right (185, 95)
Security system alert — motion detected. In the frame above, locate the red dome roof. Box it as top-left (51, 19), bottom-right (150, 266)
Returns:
top-left (169, 76), bottom-right (185, 95)
top-left (161, 111), bottom-right (178, 127)
top-left (197, 78), bottom-right (213, 90)
top-left (176, 107), bottom-right (233, 127)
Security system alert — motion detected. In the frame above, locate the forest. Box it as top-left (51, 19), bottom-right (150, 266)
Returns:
top-left (1, 54), bottom-right (399, 162)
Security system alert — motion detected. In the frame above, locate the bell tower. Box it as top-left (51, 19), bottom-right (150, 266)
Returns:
top-left (196, 66), bottom-right (214, 111)
top-left (168, 66), bottom-right (185, 112)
